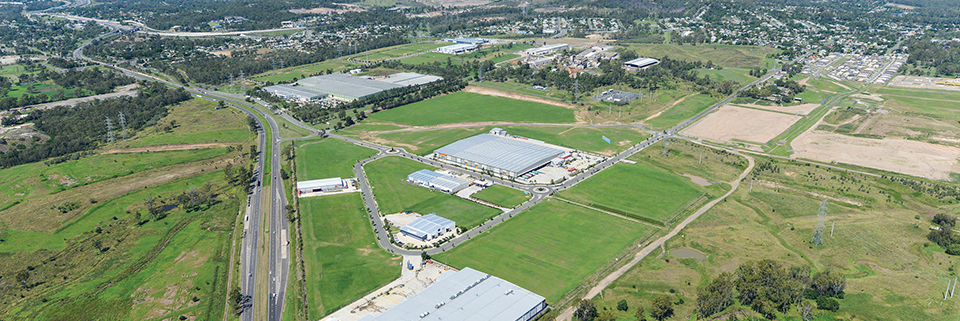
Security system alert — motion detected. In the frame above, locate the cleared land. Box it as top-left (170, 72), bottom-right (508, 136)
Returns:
top-left (696, 68), bottom-right (757, 84)
top-left (644, 93), bottom-right (717, 129)
top-left (295, 138), bottom-right (378, 180)
top-left (791, 130), bottom-right (960, 181)
top-left (471, 185), bottom-right (529, 208)
top-left (364, 156), bottom-right (499, 228)
top-left (433, 200), bottom-right (655, 303)
top-left (363, 127), bottom-right (490, 155)
top-left (590, 154), bottom-right (960, 320)
top-left (300, 194), bottom-right (399, 319)
top-left (502, 126), bottom-right (648, 156)
top-left (622, 44), bottom-right (778, 69)
top-left (364, 92), bottom-right (576, 127)
top-left (731, 102), bottom-right (821, 115)
top-left (558, 164), bottom-right (716, 225)
top-left (117, 98), bottom-right (253, 147)
top-left (683, 106), bottom-right (802, 144)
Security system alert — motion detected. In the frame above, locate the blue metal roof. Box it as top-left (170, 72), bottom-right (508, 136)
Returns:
top-left (435, 134), bottom-right (564, 174)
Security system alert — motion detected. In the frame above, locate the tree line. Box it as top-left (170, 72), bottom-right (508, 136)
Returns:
top-left (0, 81), bottom-right (190, 168)
top-left (0, 64), bottom-right (135, 111)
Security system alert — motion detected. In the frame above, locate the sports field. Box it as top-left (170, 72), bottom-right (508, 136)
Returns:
top-left (120, 99), bottom-right (253, 147)
top-left (502, 126), bottom-right (648, 156)
top-left (364, 92), bottom-right (576, 126)
top-left (300, 194), bottom-right (399, 318)
top-left (295, 138), bottom-right (378, 180)
top-left (557, 164), bottom-right (711, 224)
top-left (364, 156), bottom-right (500, 228)
top-left (433, 200), bottom-right (655, 303)
top-left (471, 185), bottom-right (529, 208)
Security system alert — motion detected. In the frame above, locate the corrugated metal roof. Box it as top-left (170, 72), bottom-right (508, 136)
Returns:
top-left (263, 84), bottom-right (322, 99)
top-left (400, 214), bottom-right (455, 239)
top-left (435, 134), bottom-right (564, 174)
top-left (297, 73), bottom-right (401, 99)
top-left (359, 267), bottom-right (545, 321)
top-left (625, 57), bottom-right (659, 68)
top-left (382, 72), bottom-right (444, 86)
top-left (408, 169), bottom-right (469, 192)
top-left (296, 177), bottom-right (343, 190)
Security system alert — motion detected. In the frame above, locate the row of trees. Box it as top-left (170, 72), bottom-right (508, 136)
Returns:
top-left (0, 82), bottom-right (190, 168)
top-left (928, 213), bottom-right (960, 255)
top-left (0, 66), bottom-right (135, 111)
top-left (696, 260), bottom-right (845, 319)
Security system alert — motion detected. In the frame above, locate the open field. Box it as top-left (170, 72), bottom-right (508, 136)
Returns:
top-left (644, 93), bottom-right (717, 129)
top-left (731, 102), bottom-right (821, 115)
top-left (791, 130), bottom-right (960, 181)
top-left (117, 98), bottom-right (253, 147)
top-left (295, 138), bottom-right (378, 180)
top-left (621, 44), bottom-right (778, 69)
top-left (696, 67), bottom-right (757, 84)
top-left (502, 125), bottom-right (648, 156)
top-left (433, 200), bottom-right (655, 303)
top-left (684, 106), bottom-right (802, 144)
top-left (364, 92), bottom-right (576, 127)
top-left (364, 156), bottom-right (500, 229)
top-left (0, 172), bottom-right (236, 320)
top-left (300, 194), bottom-right (399, 318)
top-left (344, 42), bottom-right (447, 62)
top-left (558, 163), bottom-right (720, 224)
top-left (362, 127), bottom-right (490, 155)
top-left (631, 138), bottom-right (749, 183)
top-left (471, 185), bottom-right (529, 208)
top-left (251, 60), bottom-right (356, 84)
top-left (590, 154), bottom-right (960, 320)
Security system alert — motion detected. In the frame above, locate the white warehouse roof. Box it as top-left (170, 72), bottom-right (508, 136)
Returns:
top-left (400, 214), bottom-right (455, 239)
top-left (625, 57), bottom-right (660, 68)
top-left (435, 134), bottom-right (564, 175)
top-left (296, 177), bottom-right (343, 190)
top-left (359, 267), bottom-right (546, 321)
top-left (408, 169), bottom-right (469, 192)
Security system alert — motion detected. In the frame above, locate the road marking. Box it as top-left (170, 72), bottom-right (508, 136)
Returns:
top-left (281, 230), bottom-right (288, 259)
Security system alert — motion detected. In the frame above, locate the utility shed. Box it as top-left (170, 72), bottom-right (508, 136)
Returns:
top-left (358, 267), bottom-right (547, 321)
top-left (296, 177), bottom-right (345, 194)
top-left (400, 214), bottom-right (455, 241)
top-left (435, 134), bottom-right (564, 178)
top-left (407, 169), bottom-right (470, 193)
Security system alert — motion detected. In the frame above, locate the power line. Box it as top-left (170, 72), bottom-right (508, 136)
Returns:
top-left (105, 116), bottom-right (115, 144)
top-left (118, 111), bottom-right (128, 140)
top-left (811, 200), bottom-right (827, 246)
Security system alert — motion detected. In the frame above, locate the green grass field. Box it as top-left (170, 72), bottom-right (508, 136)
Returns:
top-left (300, 194), bottom-right (399, 318)
top-left (696, 68), bottom-right (756, 84)
top-left (366, 127), bottom-right (489, 155)
top-left (295, 138), bottom-right (378, 180)
top-left (346, 42), bottom-right (446, 61)
top-left (645, 93), bottom-right (718, 129)
top-left (433, 200), bottom-right (655, 303)
top-left (119, 99), bottom-right (253, 147)
top-left (501, 126), bottom-right (648, 156)
top-left (590, 153), bottom-right (960, 320)
top-left (622, 44), bottom-right (778, 69)
top-left (1, 172), bottom-right (236, 320)
top-left (558, 164), bottom-right (710, 224)
top-left (364, 156), bottom-right (499, 229)
top-left (364, 92), bottom-right (576, 126)
top-left (471, 185), bottom-right (529, 208)
top-left (397, 52), bottom-right (466, 65)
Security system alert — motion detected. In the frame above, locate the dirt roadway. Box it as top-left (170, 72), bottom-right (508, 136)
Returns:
top-left (555, 147), bottom-right (756, 321)
top-left (8, 84), bottom-right (140, 113)
top-left (100, 143), bottom-right (232, 154)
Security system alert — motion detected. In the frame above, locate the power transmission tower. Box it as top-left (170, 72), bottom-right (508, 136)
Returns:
top-left (105, 117), bottom-right (115, 144)
top-left (574, 78), bottom-right (580, 101)
top-left (118, 111), bottom-right (128, 140)
top-left (812, 200), bottom-right (827, 246)
top-left (239, 70), bottom-right (246, 92)
top-left (279, 60), bottom-right (285, 69)
top-left (662, 138), bottom-right (669, 156)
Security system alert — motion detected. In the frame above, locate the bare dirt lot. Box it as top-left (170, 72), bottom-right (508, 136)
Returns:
top-left (887, 76), bottom-right (960, 92)
top-left (732, 103), bottom-right (821, 115)
top-left (682, 106), bottom-right (802, 143)
top-left (791, 130), bottom-right (960, 181)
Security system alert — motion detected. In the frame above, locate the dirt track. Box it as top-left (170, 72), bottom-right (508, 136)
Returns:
top-left (463, 86), bottom-right (577, 109)
top-left (100, 143), bottom-right (232, 154)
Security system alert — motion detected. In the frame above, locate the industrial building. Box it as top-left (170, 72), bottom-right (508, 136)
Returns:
top-left (434, 134), bottom-right (565, 178)
top-left (436, 43), bottom-right (478, 55)
top-left (408, 169), bottom-right (470, 193)
top-left (398, 214), bottom-right (456, 242)
top-left (359, 267), bottom-right (546, 321)
top-left (296, 177), bottom-right (346, 194)
top-left (263, 72), bottom-right (441, 102)
top-left (442, 37), bottom-right (488, 45)
top-left (624, 57), bottom-right (660, 69)
top-left (524, 43), bottom-right (569, 56)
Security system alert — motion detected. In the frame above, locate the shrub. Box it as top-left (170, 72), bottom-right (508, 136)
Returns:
top-left (816, 296), bottom-right (839, 312)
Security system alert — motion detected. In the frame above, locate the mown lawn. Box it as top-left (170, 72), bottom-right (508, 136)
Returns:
top-left (365, 92), bottom-right (576, 126)
top-left (433, 200), bottom-right (654, 303)
top-left (471, 185), bottom-right (529, 208)
top-left (364, 156), bottom-right (499, 228)
top-left (295, 138), bottom-right (378, 180)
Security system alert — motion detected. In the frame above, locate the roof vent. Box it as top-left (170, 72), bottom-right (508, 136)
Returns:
top-left (505, 289), bottom-right (514, 295)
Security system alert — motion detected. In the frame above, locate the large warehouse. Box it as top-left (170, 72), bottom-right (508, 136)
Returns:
top-left (524, 43), bottom-right (569, 56)
top-left (624, 57), bottom-right (660, 69)
top-left (399, 214), bottom-right (456, 242)
top-left (263, 72), bottom-right (442, 102)
top-left (434, 134), bottom-right (565, 178)
top-left (408, 169), bottom-right (470, 193)
top-left (436, 43), bottom-right (478, 55)
top-left (296, 177), bottom-right (345, 194)
top-left (359, 267), bottom-right (546, 321)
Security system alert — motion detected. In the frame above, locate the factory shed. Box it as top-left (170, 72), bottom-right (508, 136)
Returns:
top-left (407, 170), bottom-right (470, 193)
top-left (399, 214), bottom-right (456, 241)
top-left (435, 134), bottom-right (564, 178)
